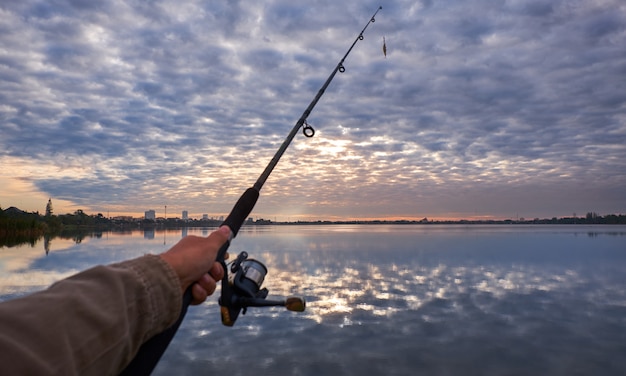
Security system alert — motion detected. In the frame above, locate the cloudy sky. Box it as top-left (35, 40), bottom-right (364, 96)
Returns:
top-left (1, 0), bottom-right (625, 221)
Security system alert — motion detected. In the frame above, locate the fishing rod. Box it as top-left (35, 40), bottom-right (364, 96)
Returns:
top-left (121, 6), bottom-right (382, 375)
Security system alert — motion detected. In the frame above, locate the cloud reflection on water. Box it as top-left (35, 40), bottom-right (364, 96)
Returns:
top-left (161, 225), bottom-right (626, 375)
top-left (245, 251), bottom-right (603, 329)
top-left (1, 225), bottom-right (625, 375)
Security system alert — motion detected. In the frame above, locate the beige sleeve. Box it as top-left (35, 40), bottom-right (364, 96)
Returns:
top-left (0, 254), bottom-right (182, 376)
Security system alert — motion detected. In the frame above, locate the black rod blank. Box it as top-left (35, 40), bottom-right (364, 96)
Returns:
top-left (123, 7), bottom-right (382, 375)
top-left (253, 6), bottom-right (383, 192)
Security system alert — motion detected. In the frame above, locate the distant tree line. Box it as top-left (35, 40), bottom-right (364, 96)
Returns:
top-left (0, 207), bottom-right (46, 244)
top-left (2, 200), bottom-right (626, 245)
top-left (290, 213), bottom-right (626, 225)
top-left (1, 199), bottom-right (227, 237)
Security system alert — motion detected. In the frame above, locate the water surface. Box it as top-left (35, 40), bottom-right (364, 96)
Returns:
top-left (1, 225), bottom-right (625, 375)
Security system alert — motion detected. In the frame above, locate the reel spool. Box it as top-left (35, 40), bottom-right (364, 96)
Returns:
top-left (219, 251), bottom-right (306, 326)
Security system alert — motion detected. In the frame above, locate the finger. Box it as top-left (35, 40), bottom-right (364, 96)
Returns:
top-left (196, 273), bottom-right (217, 295)
top-left (208, 226), bottom-right (231, 246)
top-left (191, 283), bottom-right (208, 305)
top-left (203, 226), bottom-right (232, 262)
top-left (208, 261), bottom-right (224, 281)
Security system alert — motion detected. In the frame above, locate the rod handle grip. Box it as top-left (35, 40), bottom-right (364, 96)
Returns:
top-left (221, 187), bottom-right (259, 238)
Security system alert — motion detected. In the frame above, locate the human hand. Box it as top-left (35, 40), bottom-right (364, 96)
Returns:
top-left (159, 226), bottom-right (231, 305)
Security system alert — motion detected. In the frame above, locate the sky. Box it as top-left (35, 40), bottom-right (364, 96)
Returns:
top-left (1, 0), bottom-right (625, 221)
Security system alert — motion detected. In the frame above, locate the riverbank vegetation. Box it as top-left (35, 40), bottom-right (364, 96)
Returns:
top-left (2, 201), bottom-right (626, 248)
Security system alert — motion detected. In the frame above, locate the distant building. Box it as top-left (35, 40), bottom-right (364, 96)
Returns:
top-left (202, 214), bottom-right (208, 220)
top-left (145, 210), bottom-right (156, 220)
top-left (182, 210), bottom-right (188, 221)
top-left (112, 216), bottom-right (134, 221)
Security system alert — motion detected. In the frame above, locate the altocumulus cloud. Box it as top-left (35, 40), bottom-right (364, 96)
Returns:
top-left (0, 0), bottom-right (625, 219)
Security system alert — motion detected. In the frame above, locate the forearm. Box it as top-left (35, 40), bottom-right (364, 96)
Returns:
top-left (0, 254), bottom-right (181, 376)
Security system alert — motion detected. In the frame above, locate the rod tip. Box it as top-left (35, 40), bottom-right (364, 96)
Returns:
top-left (379, 6), bottom-right (382, 9)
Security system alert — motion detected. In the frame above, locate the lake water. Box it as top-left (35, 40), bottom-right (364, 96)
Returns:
top-left (1, 225), bottom-right (626, 375)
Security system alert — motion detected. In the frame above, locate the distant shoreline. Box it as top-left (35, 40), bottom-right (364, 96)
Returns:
top-left (3, 218), bottom-right (626, 249)
top-left (256, 218), bottom-right (626, 225)
top-left (2, 206), bottom-right (626, 239)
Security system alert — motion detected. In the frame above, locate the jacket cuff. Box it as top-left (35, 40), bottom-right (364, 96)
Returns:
top-left (120, 254), bottom-right (182, 337)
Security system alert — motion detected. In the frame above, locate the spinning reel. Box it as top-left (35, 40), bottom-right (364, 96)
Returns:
top-left (219, 251), bottom-right (306, 326)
